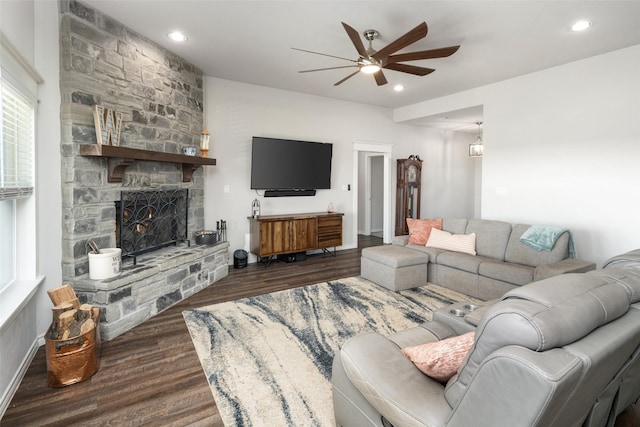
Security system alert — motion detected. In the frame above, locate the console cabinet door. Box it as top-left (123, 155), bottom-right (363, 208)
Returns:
top-left (290, 218), bottom-right (317, 252)
top-left (258, 220), bottom-right (290, 255)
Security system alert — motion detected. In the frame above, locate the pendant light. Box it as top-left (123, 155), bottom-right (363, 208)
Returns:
top-left (469, 122), bottom-right (483, 157)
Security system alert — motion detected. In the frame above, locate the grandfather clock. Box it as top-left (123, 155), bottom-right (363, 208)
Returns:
top-left (395, 157), bottom-right (422, 235)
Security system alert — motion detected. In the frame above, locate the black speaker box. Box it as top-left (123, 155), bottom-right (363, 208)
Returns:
top-left (277, 252), bottom-right (306, 263)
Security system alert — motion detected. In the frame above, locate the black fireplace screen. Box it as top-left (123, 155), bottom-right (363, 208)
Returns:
top-left (116, 189), bottom-right (189, 262)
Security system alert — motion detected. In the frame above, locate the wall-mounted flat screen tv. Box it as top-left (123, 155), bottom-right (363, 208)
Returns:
top-left (250, 137), bottom-right (332, 196)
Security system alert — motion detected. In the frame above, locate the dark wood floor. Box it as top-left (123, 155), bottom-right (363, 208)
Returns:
top-left (2, 235), bottom-right (380, 426)
top-left (3, 234), bottom-right (639, 426)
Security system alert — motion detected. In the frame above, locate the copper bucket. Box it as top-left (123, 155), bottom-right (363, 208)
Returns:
top-left (45, 318), bottom-right (101, 387)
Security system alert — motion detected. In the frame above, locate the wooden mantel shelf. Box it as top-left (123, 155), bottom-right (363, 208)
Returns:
top-left (79, 144), bottom-right (216, 183)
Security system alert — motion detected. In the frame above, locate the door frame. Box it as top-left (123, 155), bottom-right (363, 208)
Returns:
top-left (353, 141), bottom-right (393, 244)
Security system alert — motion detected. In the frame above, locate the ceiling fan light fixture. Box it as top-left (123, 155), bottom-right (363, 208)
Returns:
top-left (360, 59), bottom-right (381, 74)
top-left (360, 64), bottom-right (381, 74)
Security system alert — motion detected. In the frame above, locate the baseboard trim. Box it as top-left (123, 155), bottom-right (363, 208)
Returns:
top-left (0, 334), bottom-right (43, 419)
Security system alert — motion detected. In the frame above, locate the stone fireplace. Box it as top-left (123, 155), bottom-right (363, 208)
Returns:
top-left (59, 0), bottom-right (228, 340)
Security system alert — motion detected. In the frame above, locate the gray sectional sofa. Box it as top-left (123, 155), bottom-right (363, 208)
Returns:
top-left (333, 249), bottom-right (640, 427)
top-left (390, 218), bottom-right (595, 300)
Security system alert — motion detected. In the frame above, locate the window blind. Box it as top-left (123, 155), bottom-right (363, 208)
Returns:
top-left (0, 76), bottom-right (34, 200)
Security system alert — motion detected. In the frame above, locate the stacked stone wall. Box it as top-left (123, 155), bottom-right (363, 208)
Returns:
top-left (60, 0), bottom-right (205, 278)
top-left (58, 0), bottom-right (225, 340)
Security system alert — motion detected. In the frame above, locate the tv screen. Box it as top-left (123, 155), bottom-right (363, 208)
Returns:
top-left (250, 137), bottom-right (333, 192)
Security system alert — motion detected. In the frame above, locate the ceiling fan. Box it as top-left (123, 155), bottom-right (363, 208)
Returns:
top-left (293, 22), bottom-right (460, 86)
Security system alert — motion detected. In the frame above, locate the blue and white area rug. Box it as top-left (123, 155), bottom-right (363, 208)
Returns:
top-left (183, 276), bottom-right (475, 426)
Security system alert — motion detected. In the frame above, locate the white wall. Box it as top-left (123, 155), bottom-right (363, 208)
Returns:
top-left (0, 0), bottom-right (62, 415)
top-left (397, 44), bottom-right (640, 266)
top-left (203, 77), bottom-right (479, 257)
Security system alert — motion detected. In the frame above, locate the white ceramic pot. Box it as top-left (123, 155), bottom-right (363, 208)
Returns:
top-left (88, 248), bottom-right (122, 280)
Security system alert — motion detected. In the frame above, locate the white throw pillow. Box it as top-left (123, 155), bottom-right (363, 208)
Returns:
top-left (426, 228), bottom-right (477, 255)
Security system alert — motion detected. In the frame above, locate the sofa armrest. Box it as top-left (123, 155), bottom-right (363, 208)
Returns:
top-left (534, 258), bottom-right (596, 281)
top-left (393, 235), bottom-right (409, 246)
top-left (446, 346), bottom-right (582, 427)
top-left (339, 332), bottom-right (452, 427)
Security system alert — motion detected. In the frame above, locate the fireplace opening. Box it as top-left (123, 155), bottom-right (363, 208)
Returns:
top-left (116, 189), bottom-right (189, 264)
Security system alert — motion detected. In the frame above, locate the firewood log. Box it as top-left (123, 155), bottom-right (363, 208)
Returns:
top-left (58, 309), bottom-right (77, 340)
top-left (67, 319), bottom-right (84, 339)
top-left (47, 284), bottom-right (79, 308)
top-left (50, 302), bottom-right (74, 340)
top-left (78, 304), bottom-right (93, 321)
top-left (80, 318), bottom-right (96, 335)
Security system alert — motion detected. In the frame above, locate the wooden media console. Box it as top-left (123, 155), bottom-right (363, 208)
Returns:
top-left (249, 212), bottom-right (343, 264)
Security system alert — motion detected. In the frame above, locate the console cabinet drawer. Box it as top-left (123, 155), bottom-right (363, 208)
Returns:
top-left (317, 216), bottom-right (342, 248)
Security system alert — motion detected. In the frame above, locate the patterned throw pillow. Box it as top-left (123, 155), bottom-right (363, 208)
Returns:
top-left (402, 331), bottom-right (475, 383)
top-left (426, 228), bottom-right (477, 255)
top-left (406, 218), bottom-right (443, 245)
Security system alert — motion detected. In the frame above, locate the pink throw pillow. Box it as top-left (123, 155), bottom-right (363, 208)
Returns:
top-left (406, 218), bottom-right (443, 245)
top-left (402, 331), bottom-right (475, 382)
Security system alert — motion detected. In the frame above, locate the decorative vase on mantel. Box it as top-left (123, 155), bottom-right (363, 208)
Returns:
top-left (327, 202), bottom-right (334, 213)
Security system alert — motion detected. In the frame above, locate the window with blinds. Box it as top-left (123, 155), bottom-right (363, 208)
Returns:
top-left (1, 76), bottom-right (34, 200)
top-left (0, 72), bottom-right (35, 290)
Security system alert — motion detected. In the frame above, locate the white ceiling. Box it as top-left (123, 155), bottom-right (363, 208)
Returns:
top-left (82, 1), bottom-right (640, 130)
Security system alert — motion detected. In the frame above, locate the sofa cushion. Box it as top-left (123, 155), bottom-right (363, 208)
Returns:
top-left (340, 332), bottom-right (453, 427)
top-left (426, 228), bottom-right (477, 255)
top-left (442, 218), bottom-right (468, 234)
top-left (402, 332), bottom-right (475, 382)
top-left (479, 261), bottom-right (534, 286)
top-left (465, 219), bottom-right (512, 260)
top-left (436, 251), bottom-right (492, 274)
top-left (405, 244), bottom-right (445, 260)
top-left (505, 224), bottom-right (569, 267)
top-left (406, 218), bottom-right (442, 245)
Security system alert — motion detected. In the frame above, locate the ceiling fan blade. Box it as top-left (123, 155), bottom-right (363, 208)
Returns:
top-left (334, 70), bottom-right (360, 86)
top-left (373, 70), bottom-right (388, 86)
top-left (372, 22), bottom-right (428, 61)
top-left (384, 63), bottom-right (435, 76)
top-left (341, 22), bottom-right (368, 58)
top-left (292, 47), bottom-right (357, 63)
top-left (299, 65), bottom-right (358, 73)
top-left (386, 46), bottom-right (460, 64)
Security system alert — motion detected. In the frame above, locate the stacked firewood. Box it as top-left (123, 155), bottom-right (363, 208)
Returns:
top-left (47, 284), bottom-right (98, 340)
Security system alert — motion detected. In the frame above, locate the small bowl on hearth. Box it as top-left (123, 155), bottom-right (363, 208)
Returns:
top-left (195, 230), bottom-right (218, 245)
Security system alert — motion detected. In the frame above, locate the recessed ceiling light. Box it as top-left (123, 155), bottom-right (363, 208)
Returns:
top-left (571, 20), bottom-right (592, 32)
top-left (168, 31), bottom-right (188, 42)
top-left (393, 84), bottom-right (404, 92)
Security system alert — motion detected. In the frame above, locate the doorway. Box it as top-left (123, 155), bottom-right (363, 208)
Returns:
top-left (362, 154), bottom-right (384, 237)
top-left (352, 142), bottom-right (393, 245)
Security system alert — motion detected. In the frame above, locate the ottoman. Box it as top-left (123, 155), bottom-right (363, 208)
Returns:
top-left (361, 245), bottom-right (429, 291)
